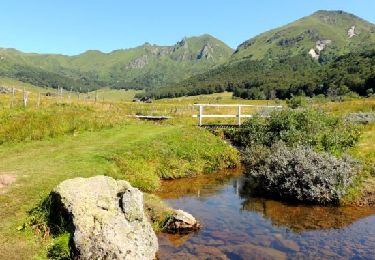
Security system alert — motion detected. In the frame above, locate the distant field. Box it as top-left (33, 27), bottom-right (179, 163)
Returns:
top-left (0, 77), bottom-right (51, 93)
top-left (154, 91), bottom-right (283, 105)
top-left (0, 77), bottom-right (142, 103)
top-left (88, 88), bottom-right (143, 102)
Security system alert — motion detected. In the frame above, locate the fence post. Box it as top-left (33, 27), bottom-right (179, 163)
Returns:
top-left (23, 87), bottom-right (28, 107)
top-left (10, 87), bottom-right (15, 108)
top-left (68, 88), bottom-right (72, 102)
top-left (199, 105), bottom-right (203, 126)
top-left (237, 105), bottom-right (242, 126)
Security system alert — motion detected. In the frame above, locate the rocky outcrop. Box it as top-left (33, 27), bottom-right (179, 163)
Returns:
top-left (165, 209), bottom-right (201, 234)
top-left (52, 176), bottom-right (158, 260)
top-left (308, 39), bottom-right (332, 60)
top-left (126, 55), bottom-right (149, 69)
top-left (197, 43), bottom-right (214, 60)
top-left (348, 25), bottom-right (357, 38)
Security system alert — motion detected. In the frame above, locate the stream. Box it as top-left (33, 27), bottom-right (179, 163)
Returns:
top-left (156, 169), bottom-right (375, 259)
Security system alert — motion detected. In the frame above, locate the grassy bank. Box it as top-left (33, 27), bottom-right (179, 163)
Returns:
top-left (343, 123), bottom-right (375, 205)
top-left (0, 123), bottom-right (238, 259)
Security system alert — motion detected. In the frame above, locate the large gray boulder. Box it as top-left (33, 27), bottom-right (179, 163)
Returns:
top-left (53, 175), bottom-right (158, 260)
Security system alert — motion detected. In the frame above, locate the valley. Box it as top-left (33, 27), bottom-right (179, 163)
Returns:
top-left (0, 7), bottom-right (375, 260)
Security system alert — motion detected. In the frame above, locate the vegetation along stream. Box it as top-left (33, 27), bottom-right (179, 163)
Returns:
top-left (156, 170), bottom-right (375, 259)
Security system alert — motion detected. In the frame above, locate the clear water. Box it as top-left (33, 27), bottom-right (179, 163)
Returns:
top-left (156, 170), bottom-right (375, 260)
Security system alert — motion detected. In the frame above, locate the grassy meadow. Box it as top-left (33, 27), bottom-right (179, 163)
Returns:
top-left (0, 78), bottom-right (374, 259)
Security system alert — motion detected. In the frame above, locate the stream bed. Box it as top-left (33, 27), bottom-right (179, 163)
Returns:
top-left (156, 170), bottom-right (375, 259)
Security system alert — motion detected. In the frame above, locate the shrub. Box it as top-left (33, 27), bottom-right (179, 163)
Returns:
top-left (242, 142), bottom-right (361, 204)
top-left (227, 109), bottom-right (361, 155)
top-left (286, 95), bottom-right (308, 109)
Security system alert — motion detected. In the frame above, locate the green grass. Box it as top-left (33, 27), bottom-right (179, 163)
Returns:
top-left (0, 104), bottom-right (132, 145)
top-left (88, 88), bottom-right (143, 102)
top-left (0, 123), bottom-right (238, 259)
top-left (350, 123), bottom-right (375, 163)
top-left (113, 125), bottom-right (238, 191)
top-left (0, 77), bottom-right (51, 93)
top-left (343, 123), bottom-right (375, 204)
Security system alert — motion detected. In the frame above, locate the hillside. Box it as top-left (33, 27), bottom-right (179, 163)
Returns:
top-left (0, 34), bottom-right (232, 91)
top-left (141, 10), bottom-right (375, 99)
top-left (233, 10), bottom-right (375, 61)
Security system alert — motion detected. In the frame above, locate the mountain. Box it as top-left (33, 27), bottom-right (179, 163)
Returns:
top-left (232, 10), bottom-right (375, 61)
top-left (0, 34), bottom-right (233, 91)
top-left (141, 10), bottom-right (375, 99)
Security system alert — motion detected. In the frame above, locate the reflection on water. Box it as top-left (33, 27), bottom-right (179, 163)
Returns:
top-left (157, 170), bottom-right (375, 259)
top-left (242, 198), bottom-right (375, 232)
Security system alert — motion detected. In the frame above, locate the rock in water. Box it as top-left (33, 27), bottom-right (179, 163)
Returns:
top-left (165, 209), bottom-right (201, 234)
top-left (52, 175), bottom-right (158, 260)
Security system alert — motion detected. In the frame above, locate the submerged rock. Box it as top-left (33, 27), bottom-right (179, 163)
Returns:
top-left (165, 209), bottom-right (201, 234)
top-left (221, 244), bottom-right (287, 260)
top-left (52, 175), bottom-right (158, 260)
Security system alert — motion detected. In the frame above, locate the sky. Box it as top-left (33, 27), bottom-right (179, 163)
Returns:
top-left (1, 0), bottom-right (374, 55)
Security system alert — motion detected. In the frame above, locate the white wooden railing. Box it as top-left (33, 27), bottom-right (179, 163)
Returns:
top-left (193, 104), bottom-right (282, 126)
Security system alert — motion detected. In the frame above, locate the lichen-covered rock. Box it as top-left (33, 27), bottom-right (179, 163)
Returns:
top-left (165, 209), bottom-right (201, 234)
top-left (53, 175), bottom-right (158, 260)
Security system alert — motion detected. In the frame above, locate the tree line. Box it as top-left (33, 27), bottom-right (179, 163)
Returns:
top-left (137, 48), bottom-right (375, 100)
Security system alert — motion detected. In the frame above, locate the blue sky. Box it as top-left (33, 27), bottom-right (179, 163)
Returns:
top-left (1, 0), bottom-right (374, 55)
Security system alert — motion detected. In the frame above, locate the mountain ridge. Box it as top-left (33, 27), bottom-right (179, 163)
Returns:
top-left (0, 34), bottom-right (233, 90)
top-left (140, 10), bottom-right (375, 99)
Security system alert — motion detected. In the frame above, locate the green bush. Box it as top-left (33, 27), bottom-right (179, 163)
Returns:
top-left (228, 109), bottom-right (361, 155)
top-left (242, 142), bottom-right (361, 204)
top-left (286, 95), bottom-right (308, 109)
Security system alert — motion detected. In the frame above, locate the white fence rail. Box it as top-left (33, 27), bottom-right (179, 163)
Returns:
top-left (193, 104), bottom-right (282, 126)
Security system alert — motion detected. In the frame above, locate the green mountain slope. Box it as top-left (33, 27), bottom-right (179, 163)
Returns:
top-left (233, 10), bottom-right (375, 61)
top-left (141, 10), bottom-right (375, 99)
top-left (0, 34), bottom-right (233, 91)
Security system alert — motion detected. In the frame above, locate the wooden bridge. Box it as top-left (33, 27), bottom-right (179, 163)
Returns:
top-left (193, 104), bottom-right (282, 127)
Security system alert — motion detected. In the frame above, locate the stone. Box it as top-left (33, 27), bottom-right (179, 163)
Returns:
top-left (192, 245), bottom-right (229, 259)
top-left (165, 209), bottom-right (201, 234)
top-left (271, 238), bottom-right (300, 252)
top-left (52, 175), bottom-right (158, 260)
top-left (308, 40), bottom-right (331, 60)
top-left (221, 244), bottom-right (287, 260)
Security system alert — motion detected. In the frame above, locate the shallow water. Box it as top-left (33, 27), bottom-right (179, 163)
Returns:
top-left (156, 170), bottom-right (375, 259)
